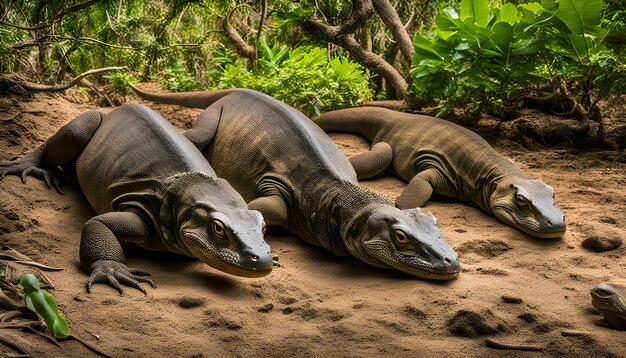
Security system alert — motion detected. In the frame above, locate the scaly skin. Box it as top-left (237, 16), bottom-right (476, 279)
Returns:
top-left (0, 104), bottom-right (272, 294)
top-left (591, 283), bottom-right (626, 330)
top-left (314, 107), bottom-right (566, 239)
top-left (130, 85), bottom-right (460, 280)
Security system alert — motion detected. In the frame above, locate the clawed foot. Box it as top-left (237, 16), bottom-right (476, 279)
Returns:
top-left (0, 154), bottom-right (66, 193)
top-left (86, 260), bottom-right (156, 295)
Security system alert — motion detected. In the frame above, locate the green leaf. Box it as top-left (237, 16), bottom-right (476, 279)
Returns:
top-left (518, 2), bottom-right (544, 14)
top-left (19, 273), bottom-right (40, 294)
top-left (497, 3), bottom-right (518, 25)
top-left (555, 0), bottom-right (602, 35)
top-left (490, 22), bottom-right (514, 62)
top-left (460, 0), bottom-right (490, 27)
top-left (20, 274), bottom-right (70, 339)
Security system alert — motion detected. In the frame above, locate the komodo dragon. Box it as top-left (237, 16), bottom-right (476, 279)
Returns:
top-left (314, 107), bottom-right (566, 239)
top-left (130, 85), bottom-right (460, 280)
top-left (591, 283), bottom-right (626, 330)
top-left (0, 104), bottom-right (273, 294)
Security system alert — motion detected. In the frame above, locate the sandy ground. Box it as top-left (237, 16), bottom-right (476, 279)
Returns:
top-left (0, 92), bottom-right (625, 357)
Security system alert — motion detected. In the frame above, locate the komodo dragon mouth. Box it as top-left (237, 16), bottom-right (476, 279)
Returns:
top-left (360, 235), bottom-right (460, 280)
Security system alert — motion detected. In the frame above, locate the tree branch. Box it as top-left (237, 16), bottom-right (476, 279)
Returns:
top-left (304, 19), bottom-right (408, 99)
top-left (12, 35), bottom-right (134, 50)
top-left (18, 66), bottom-right (128, 92)
top-left (218, 5), bottom-right (256, 66)
top-left (372, 0), bottom-right (413, 66)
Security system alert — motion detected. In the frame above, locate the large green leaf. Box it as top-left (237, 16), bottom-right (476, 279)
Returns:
top-left (554, 0), bottom-right (602, 35)
top-left (553, 0), bottom-right (604, 60)
top-left (460, 0), bottom-right (490, 27)
top-left (497, 3), bottom-right (518, 25)
top-left (491, 22), bottom-right (514, 63)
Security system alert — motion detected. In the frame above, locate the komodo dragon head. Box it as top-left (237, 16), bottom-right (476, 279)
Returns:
top-left (349, 205), bottom-right (460, 280)
top-left (490, 177), bottom-right (566, 239)
top-left (591, 283), bottom-right (626, 330)
top-left (165, 173), bottom-right (273, 278)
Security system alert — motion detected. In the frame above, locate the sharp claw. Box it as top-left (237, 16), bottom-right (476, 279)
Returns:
top-left (128, 268), bottom-right (151, 276)
top-left (20, 169), bottom-right (29, 183)
top-left (52, 176), bottom-right (62, 194)
top-left (115, 273), bottom-right (147, 295)
top-left (43, 172), bottom-right (52, 189)
top-left (106, 275), bottom-right (123, 295)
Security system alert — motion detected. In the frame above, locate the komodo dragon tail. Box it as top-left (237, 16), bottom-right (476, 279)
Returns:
top-left (129, 83), bottom-right (236, 109)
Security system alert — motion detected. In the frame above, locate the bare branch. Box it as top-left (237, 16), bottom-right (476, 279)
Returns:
top-left (218, 5), bottom-right (256, 65)
top-left (18, 66), bottom-right (128, 92)
top-left (12, 35), bottom-right (134, 50)
top-left (255, 0), bottom-right (268, 63)
top-left (372, 0), bottom-right (413, 66)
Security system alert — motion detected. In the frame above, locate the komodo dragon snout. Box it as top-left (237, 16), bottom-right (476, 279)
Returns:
top-left (490, 177), bottom-right (565, 239)
top-left (357, 205), bottom-right (460, 280)
top-left (172, 176), bottom-right (273, 278)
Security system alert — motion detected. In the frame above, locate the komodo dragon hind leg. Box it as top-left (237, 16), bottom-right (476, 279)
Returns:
top-left (349, 142), bottom-right (393, 180)
top-left (184, 105), bottom-right (222, 150)
top-left (0, 110), bottom-right (102, 192)
top-left (395, 168), bottom-right (442, 209)
top-left (80, 210), bottom-right (156, 295)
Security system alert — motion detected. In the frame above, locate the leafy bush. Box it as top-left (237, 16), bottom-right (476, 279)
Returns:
top-left (104, 70), bottom-right (136, 96)
top-left (215, 44), bottom-right (372, 115)
top-left (410, 0), bottom-right (622, 119)
top-left (158, 61), bottom-right (198, 92)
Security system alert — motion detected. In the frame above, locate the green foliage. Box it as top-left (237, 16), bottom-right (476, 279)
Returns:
top-left (215, 44), bottom-right (372, 115)
top-left (157, 61), bottom-right (198, 92)
top-left (411, 0), bottom-right (623, 119)
top-left (19, 274), bottom-right (70, 339)
top-left (104, 71), bottom-right (136, 96)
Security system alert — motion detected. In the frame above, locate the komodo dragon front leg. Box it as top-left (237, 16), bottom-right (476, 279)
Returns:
top-left (0, 111), bottom-right (155, 294)
top-left (0, 111), bottom-right (104, 191)
top-left (81, 211), bottom-right (156, 294)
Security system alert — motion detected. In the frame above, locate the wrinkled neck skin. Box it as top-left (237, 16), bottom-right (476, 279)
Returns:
top-left (308, 180), bottom-right (394, 266)
top-left (473, 164), bottom-right (523, 214)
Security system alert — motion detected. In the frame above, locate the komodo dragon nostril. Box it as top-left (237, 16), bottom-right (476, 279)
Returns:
top-left (445, 258), bottom-right (451, 263)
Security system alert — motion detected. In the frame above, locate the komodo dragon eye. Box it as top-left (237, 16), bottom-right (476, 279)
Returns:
top-left (262, 222), bottom-right (267, 235)
top-left (212, 220), bottom-right (226, 237)
top-left (595, 289), bottom-right (613, 298)
top-left (394, 230), bottom-right (411, 244)
top-left (515, 195), bottom-right (528, 207)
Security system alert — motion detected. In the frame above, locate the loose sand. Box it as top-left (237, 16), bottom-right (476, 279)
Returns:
top-left (0, 92), bottom-right (624, 357)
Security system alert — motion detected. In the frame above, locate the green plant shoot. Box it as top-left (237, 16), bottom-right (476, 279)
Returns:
top-left (19, 274), bottom-right (70, 339)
